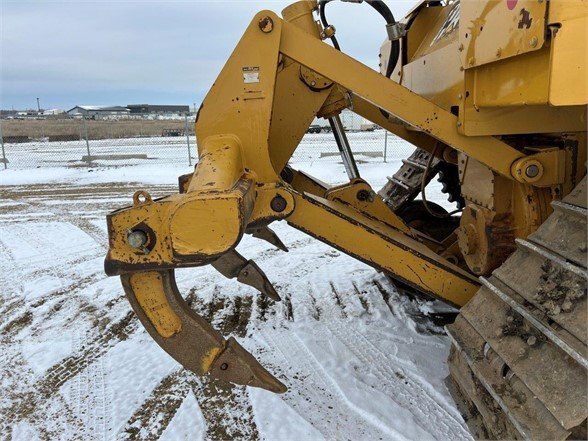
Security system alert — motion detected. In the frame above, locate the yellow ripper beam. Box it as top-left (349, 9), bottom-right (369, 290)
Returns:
top-left (287, 192), bottom-right (480, 307)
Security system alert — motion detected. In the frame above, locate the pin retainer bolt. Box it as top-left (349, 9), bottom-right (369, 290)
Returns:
top-left (270, 195), bottom-right (287, 212)
top-left (127, 229), bottom-right (148, 249)
top-left (525, 164), bottom-right (540, 178)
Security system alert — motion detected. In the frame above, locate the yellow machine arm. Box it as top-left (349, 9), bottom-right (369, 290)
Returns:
top-left (104, 0), bottom-right (586, 395)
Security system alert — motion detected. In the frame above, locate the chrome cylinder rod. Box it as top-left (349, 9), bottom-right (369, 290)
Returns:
top-left (329, 114), bottom-right (360, 180)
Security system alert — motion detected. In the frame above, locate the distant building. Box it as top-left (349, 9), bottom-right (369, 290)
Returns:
top-left (42, 109), bottom-right (65, 116)
top-left (0, 110), bottom-right (19, 118)
top-left (67, 106), bottom-right (130, 118)
top-left (127, 104), bottom-right (190, 115)
top-left (311, 109), bottom-right (369, 131)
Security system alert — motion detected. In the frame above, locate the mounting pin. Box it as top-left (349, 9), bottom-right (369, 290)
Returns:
top-left (127, 229), bottom-right (148, 249)
top-left (270, 195), bottom-right (287, 212)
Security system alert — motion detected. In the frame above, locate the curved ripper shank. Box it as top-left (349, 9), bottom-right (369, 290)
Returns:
top-left (105, 133), bottom-right (295, 392)
top-left (122, 271), bottom-right (287, 393)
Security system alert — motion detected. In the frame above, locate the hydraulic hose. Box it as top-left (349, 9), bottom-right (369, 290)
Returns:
top-left (363, 1), bottom-right (399, 78)
top-left (318, 0), bottom-right (341, 50)
top-left (365, 0), bottom-right (395, 24)
top-left (318, 0), bottom-right (399, 77)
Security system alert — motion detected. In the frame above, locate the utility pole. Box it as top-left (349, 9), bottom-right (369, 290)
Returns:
top-left (36, 98), bottom-right (41, 112)
top-left (193, 102), bottom-right (197, 115)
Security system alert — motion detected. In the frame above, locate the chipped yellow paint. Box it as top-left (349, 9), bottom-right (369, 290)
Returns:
top-left (201, 346), bottom-right (223, 372)
top-left (130, 272), bottom-right (182, 338)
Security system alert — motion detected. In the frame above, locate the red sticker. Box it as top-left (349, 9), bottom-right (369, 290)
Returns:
top-left (507, 0), bottom-right (518, 10)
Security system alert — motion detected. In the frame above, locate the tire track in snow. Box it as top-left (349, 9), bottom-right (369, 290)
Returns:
top-left (6, 311), bottom-right (138, 426)
top-left (120, 367), bottom-right (261, 441)
top-left (0, 196), bottom-right (110, 340)
top-left (71, 327), bottom-right (109, 441)
top-left (120, 369), bottom-right (193, 441)
top-left (0, 238), bottom-right (28, 327)
top-left (1, 183), bottom-right (179, 439)
top-left (251, 277), bottom-right (407, 440)
top-left (190, 377), bottom-right (259, 441)
top-left (0, 351), bottom-right (88, 440)
top-left (120, 286), bottom-right (259, 440)
top-left (260, 327), bottom-right (406, 441)
top-left (0, 271), bottom-right (108, 342)
top-left (318, 283), bottom-right (470, 440)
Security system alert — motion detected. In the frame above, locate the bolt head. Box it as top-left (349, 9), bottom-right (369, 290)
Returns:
top-left (356, 189), bottom-right (373, 202)
top-left (127, 229), bottom-right (148, 249)
top-left (525, 164), bottom-right (540, 178)
top-left (270, 195), bottom-right (287, 213)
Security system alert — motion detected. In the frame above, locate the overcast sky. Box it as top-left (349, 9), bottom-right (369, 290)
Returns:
top-left (1, 0), bottom-right (414, 110)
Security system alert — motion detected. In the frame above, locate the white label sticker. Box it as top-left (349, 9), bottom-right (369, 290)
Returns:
top-left (243, 66), bottom-right (260, 83)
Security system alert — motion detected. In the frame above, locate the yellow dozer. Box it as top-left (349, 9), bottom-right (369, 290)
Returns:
top-left (104, 0), bottom-right (587, 438)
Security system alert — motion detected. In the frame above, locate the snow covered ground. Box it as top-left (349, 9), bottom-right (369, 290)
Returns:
top-left (0, 146), bottom-right (471, 440)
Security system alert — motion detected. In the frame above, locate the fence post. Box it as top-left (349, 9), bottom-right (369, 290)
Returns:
top-left (383, 130), bottom-right (388, 163)
top-left (83, 117), bottom-right (92, 166)
top-left (184, 114), bottom-right (192, 166)
top-left (0, 119), bottom-right (6, 169)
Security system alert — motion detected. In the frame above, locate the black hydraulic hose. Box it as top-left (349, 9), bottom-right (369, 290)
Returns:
top-left (319, 0), bottom-right (399, 77)
top-left (364, 0), bottom-right (395, 24)
top-left (363, 1), bottom-right (399, 78)
top-left (318, 0), bottom-right (341, 51)
top-left (386, 39), bottom-right (400, 78)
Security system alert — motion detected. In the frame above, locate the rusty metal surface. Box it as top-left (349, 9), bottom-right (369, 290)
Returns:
top-left (529, 199), bottom-right (588, 269)
top-left (248, 226), bottom-right (288, 252)
top-left (448, 177), bottom-right (588, 438)
top-left (459, 284), bottom-right (586, 429)
top-left (447, 316), bottom-right (570, 440)
top-left (122, 270), bottom-right (286, 393)
top-left (378, 148), bottom-right (441, 212)
top-left (495, 240), bottom-right (587, 344)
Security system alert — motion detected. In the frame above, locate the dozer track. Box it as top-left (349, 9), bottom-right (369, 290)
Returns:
top-left (447, 177), bottom-right (587, 440)
top-left (378, 148), bottom-right (464, 212)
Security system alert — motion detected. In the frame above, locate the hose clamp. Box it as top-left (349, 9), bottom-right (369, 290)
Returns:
top-left (386, 22), bottom-right (406, 41)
